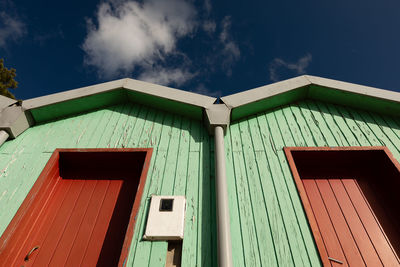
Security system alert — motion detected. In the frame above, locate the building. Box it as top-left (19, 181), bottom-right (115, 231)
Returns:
top-left (0, 76), bottom-right (399, 266)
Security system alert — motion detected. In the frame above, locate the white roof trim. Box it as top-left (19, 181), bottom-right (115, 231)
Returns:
top-left (305, 75), bottom-right (400, 103)
top-left (221, 76), bottom-right (310, 108)
top-left (22, 78), bottom-right (217, 110)
top-left (221, 75), bottom-right (400, 109)
top-left (0, 95), bottom-right (18, 111)
top-left (123, 79), bottom-right (217, 108)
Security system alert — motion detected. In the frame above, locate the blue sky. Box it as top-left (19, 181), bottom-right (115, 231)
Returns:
top-left (1, 0), bottom-right (400, 100)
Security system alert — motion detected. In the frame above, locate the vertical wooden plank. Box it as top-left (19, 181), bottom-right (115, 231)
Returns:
top-left (78, 105), bottom-right (120, 148)
top-left (264, 111), bottom-right (311, 266)
top-left (302, 179), bottom-right (347, 267)
top-left (181, 152), bottom-right (200, 266)
top-left (342, 179), bottom-right (400, 266)
top-left (131, 110), bottom-right (166, 267)
top-left (181, 120), bottom-right (201, 267)
top-left (340, 108), bottom-right (382, 147)
top-left (140, 110), bottom-right (164, 149)
top-left (380, 115), bottom-right (400, 142)
top-left (48, 180), bottom-right (98, 266)
top-left (288, 105), bottom-right (319, 146)
top-left (128, 109), bottom-right (163, 267)
top-left (230, 122), bottom-right (262, 267)
top-left (293, 103), bottom-right (327, 146)
top-left (44, 107), bottom-right (101, 151)
top-left (73, 108), bottom-right (114, 148)
top-left (25, 116), bottom-right (68, 153)
top-left (328, 179), bottom-right (383, 266)
top-left (115, 104), bottom-right (141, 148)
top-left (279, 106), bottom-right (307, 147)
top-left (356, 110), bottom-right (400, 159)
top-left (31, 180), bottom-right (86, 266)
top-left (315, 179), bottom-right (366, 266)
top-left (127, 107), bottom-right (156, 267)
top-left (148, 112), bottom-right (172, 195)
top-left (106, 103), bottom-right (133, 148)
top-left (160, 115), bottom-right (182, 195)
top-left (318, 102), bottom-right (359, 146)
top-left (224, 126), bottom-right (246, 267)
top-left (374, 113), bottom-right (400, 162)
top-left (238, 118), bottom-right (278, 266)
top-left (282, 106), bottom-right (315, 147)
top-left (301, 100), bottom-right (339, 147)
top-left (147, 113), bottom-right (173, 267)
top-left (95, 104), bottom-right (127, 147)
top-left (271, 108), bottom-right (322, 266)
top-left (125, 105), bottom-right (150, 148)
top-left (68, 109), bottom-right (106, 148)
top-left (173, 116), bottom-right (190, 196)
top-left (64, 180), bottom-right (110, 266)
top-left (197, 128), bottom-right (212, 267)
top-left (248, 116), bottom-right (291, 266)
top-left (307, 100), bottom-right (347, 146)
top-left (329, 105), bottom-right (371, 146)
top-left (80, 180), bottom-right (122, 266)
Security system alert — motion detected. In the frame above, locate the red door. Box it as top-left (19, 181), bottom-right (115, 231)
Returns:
top-left (285, 147), bottom-right (400, 267)
top-left (303, 178), bottom-right (399, 266)
top-left (0, 149), bottom-right (152, 267)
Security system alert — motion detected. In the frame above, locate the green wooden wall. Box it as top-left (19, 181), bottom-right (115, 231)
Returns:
top-left (225, 99), bottom-right (400, 267)
top-left (2, 98), bottom-right (400, 267)
top-left (0, 103), bottom-right (216, 267)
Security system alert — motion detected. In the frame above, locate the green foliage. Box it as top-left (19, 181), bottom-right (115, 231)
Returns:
top-left (0, 59), bottom-right (17, 99)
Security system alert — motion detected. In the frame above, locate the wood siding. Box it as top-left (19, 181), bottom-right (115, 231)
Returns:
top-left (225, 99), bottom-right (400, 267)
top-left (0, 103), bottom-right (215, 267)
top-left (2, 98), bottom-right (400, 267)
top-left (303, 178), bottom-right (399, 266)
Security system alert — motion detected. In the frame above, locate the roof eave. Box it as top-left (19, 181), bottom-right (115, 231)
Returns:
top-left (222, 75), bottom-right (400, 121)
top-left (22, 78), bottom-right (217, 123)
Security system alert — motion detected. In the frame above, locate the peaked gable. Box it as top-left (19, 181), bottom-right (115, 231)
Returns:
top-left (22, 78), bottom-right (217, 123)
top-left (221, 75), bottom-right (400, 121)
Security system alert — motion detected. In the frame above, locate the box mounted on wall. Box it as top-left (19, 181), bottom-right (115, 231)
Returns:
top-left (143, 196), bottom-right (186, 241)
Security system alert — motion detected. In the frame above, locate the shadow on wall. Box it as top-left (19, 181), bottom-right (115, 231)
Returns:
top-left (201, 130), bottom-right (217, 266)
top-left (105, 103), bottom-right (204, 143)
top-left (293, 99), bottom-right (400, 132)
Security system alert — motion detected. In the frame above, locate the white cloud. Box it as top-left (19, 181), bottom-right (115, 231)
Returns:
top-left (219, 16), bottom-right (240, 76)
top-left (201, 0), bottom-right (216, 35)
top-left (83, 0), bottom-right (242, 86)
top-left (202, 20), bottom-right (216, 34)
top-left (269, 53), bottom-right (312, 82)
top-left (204, 0), bottom-right (212, 15)
top-left (82, 0), bottom-right (197, 82)
top-left (0, 12), bottom-right (26, 48)
top-left (138, 66), bottom-right (196, 87)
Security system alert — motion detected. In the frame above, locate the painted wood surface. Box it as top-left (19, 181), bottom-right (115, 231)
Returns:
top-left (2, 98), bottom-right (400, 266)
top-left (225, 99), bottom-right (400, 266)
top-left (302, 178), bottom-right (399, 266)
top-left (0, 103), bottom-right (215, 267)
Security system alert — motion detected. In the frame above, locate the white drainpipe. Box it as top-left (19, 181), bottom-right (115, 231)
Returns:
top-left (214, 125), bottom-right (233, 267)
top-left (0, 130), bottom-right (9, 147)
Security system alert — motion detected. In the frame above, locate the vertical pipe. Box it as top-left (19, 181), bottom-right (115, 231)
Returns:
top-left (0, 130), bottom-right (9, 147)
top-left (214, 126), bottom-right (233, 267)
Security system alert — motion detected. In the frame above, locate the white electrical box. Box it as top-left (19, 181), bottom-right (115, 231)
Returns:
top-left (143, 195), bottom-right (186, 240)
